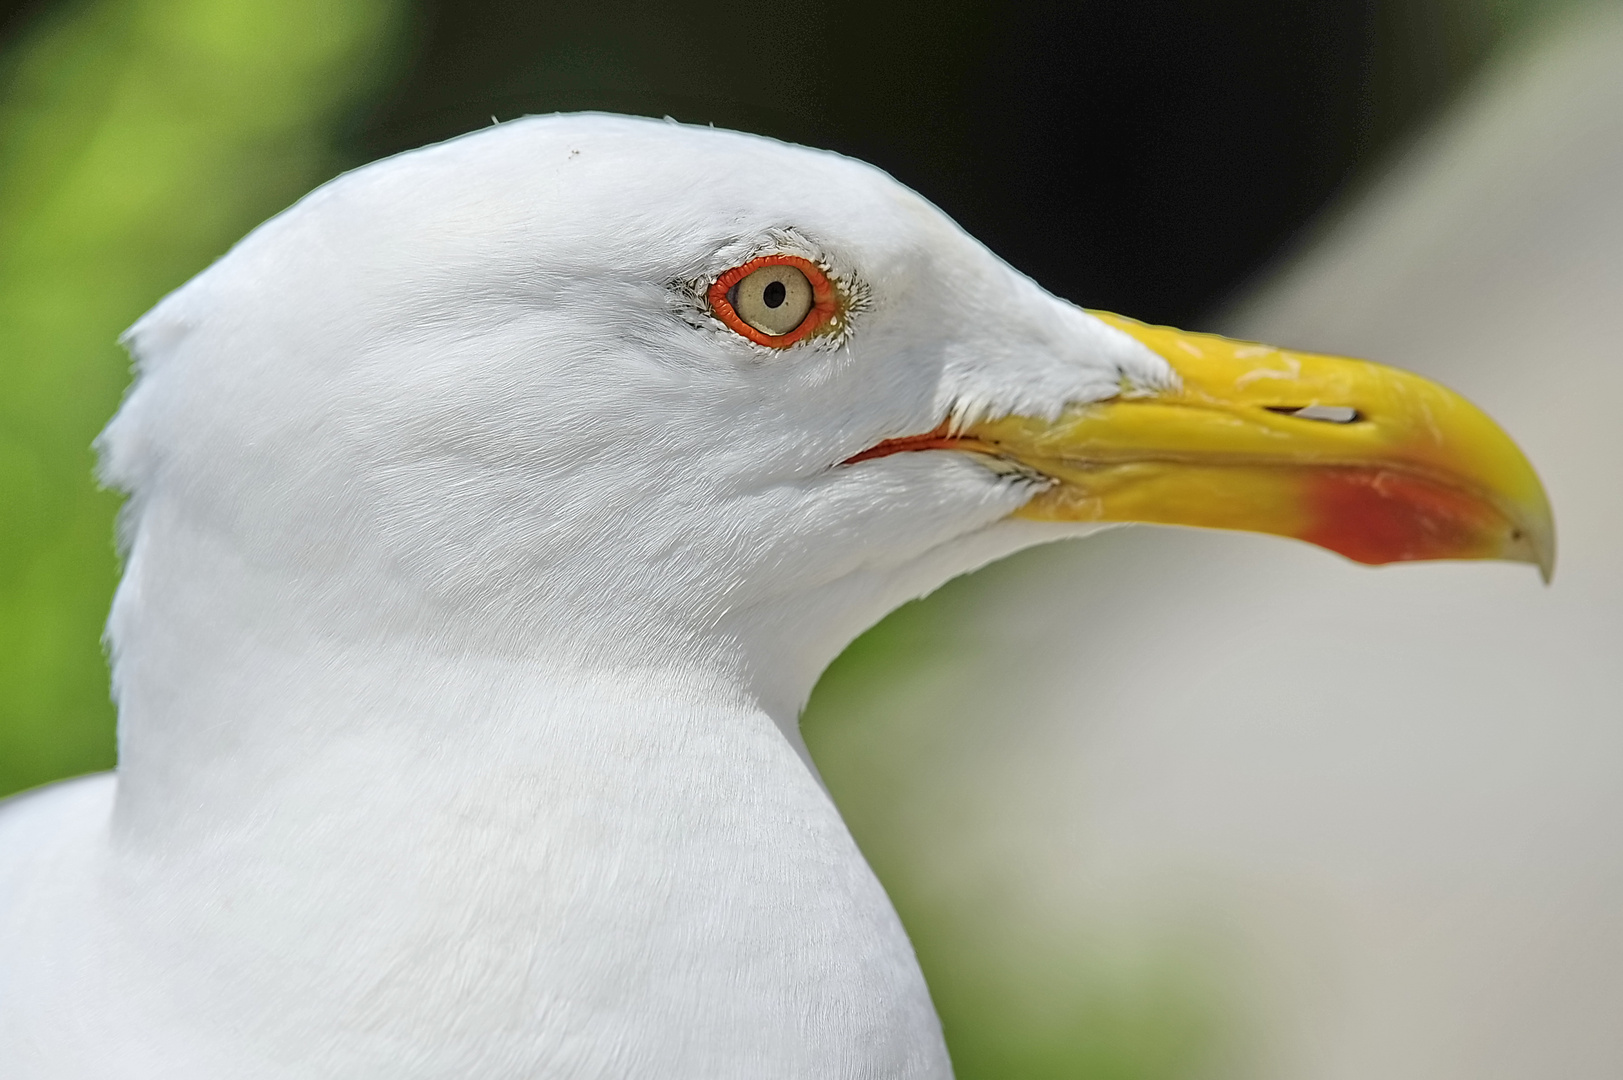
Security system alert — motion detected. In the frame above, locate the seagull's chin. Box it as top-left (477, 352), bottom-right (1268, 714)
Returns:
top-left (845, 312), bottom-right (1554, 579)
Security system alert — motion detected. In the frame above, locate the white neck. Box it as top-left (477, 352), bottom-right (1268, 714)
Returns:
top-left (100, 517), bottom-right (953, 1078)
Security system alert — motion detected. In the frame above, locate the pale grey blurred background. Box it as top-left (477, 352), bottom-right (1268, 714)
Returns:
top-left (805, 5), bottom-right (1623, 1076)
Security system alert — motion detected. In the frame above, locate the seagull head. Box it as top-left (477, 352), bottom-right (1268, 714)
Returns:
top-left (100, 113), bottom-right (1552, 720)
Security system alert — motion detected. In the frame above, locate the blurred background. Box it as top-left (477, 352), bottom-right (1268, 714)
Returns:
top-left (1, 0), bottom-right (1617, 1077)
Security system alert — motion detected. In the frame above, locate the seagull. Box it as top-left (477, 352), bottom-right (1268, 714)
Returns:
top-left (0, 113), bottom-right (1552, 1079)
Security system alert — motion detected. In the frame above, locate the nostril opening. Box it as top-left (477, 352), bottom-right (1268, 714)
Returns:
top-left (1266, 405), bottom-right (1362, 424)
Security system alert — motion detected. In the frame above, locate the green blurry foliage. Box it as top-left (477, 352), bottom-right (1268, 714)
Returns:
top-left (0, 0), bottom-right (405, 796)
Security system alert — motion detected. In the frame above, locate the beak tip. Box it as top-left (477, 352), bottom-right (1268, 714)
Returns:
top-left (1515, 508), bottom-right (1556, 584)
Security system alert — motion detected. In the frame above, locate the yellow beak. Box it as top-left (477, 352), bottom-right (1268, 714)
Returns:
top-left (967, 311), bottom-right (1555, 579)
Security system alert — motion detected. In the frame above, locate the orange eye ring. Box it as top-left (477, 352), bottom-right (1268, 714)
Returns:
top-left (708, 254), bottom-right (840, 348)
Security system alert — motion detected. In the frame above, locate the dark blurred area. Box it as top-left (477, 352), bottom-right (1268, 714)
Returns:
top-left (0, 0), bottom-right (1494, 323)
top-left (45, 0), bottom-right (1490, 328)
top-left (335, 0), bottom-right (1493, 325)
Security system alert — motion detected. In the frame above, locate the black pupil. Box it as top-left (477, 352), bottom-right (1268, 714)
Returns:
top-left (761, 280), bottom-right (787, 308)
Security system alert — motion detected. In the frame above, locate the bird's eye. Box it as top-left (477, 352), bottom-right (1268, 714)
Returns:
top-left (732, 265), bottom-right (811, 335)
top-left (708, 255), bottom-right (839, 347)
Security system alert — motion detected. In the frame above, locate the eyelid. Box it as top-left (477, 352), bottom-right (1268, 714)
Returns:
top-left (708, 254), bottom-right (841, 348)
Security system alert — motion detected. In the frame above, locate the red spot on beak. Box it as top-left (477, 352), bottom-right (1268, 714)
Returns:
top-left (1302, 468), bottom-right (1506, 566)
